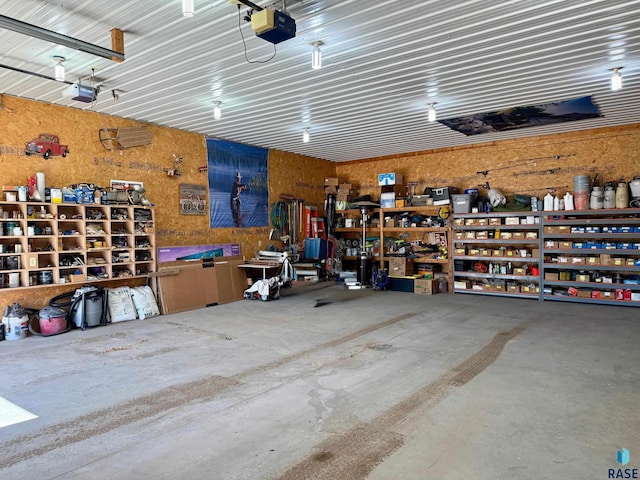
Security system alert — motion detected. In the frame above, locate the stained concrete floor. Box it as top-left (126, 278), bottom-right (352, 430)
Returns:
top-left (0, 283), bottom-right (638, 479)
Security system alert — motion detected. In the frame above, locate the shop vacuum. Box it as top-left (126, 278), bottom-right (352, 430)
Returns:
top-left (46, 285), bottom-right (108, 332)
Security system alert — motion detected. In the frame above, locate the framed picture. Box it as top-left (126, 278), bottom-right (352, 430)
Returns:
top-left (179, 184), bottom-right (207, 215)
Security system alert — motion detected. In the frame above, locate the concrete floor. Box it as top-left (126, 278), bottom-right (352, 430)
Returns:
top-left (0, 283), bottom-right (638, 479)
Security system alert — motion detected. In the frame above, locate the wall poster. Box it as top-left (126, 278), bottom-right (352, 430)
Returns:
top-left (179, 183), bottom-right (207, 215)
top-left (206, 138), bottom-right (269, 228)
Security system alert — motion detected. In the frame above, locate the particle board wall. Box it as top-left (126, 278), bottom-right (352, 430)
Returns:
top-left (335, 124), bottom-right (640, 200)
top-left (0, 95), bottom-right (334, 308)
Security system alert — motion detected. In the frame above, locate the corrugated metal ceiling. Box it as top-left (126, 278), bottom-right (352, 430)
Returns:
top-left (0, 0), bottom-right (638, 162)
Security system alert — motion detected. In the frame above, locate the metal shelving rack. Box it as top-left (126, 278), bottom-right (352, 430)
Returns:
top-left (540, 208), bottom-right (640, 307)
top-left (452, 211), bottom-right (543, 300)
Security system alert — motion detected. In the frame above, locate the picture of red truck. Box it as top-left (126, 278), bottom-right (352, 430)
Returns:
top-left (25, 134), bottom-right (69, 159)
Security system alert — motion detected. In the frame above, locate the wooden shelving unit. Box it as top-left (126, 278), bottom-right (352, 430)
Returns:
top-left (0, 201), bottom-right (155, 289)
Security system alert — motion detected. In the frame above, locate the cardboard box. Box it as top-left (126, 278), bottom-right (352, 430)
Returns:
top-left (389, 257), bottom-right (414, 277)
top-left (324, 185), bottom-right (338, 195)
top-left (395, 199), bottom-right (406, 208)
top-left (507, 284), bottom-right (521, 293)
top-left (559, 241), bottom-right (573, 249)
top-left (454, 231), bottom-right (464, 240)
top-left (544, 240), bottom-right (559, 249)
top-left (377, 173), bottom-right (403, 186)
top-left (338, 183), bottom-right (352, 191)
top-left (513, 267), bottom-right (526, 276)
top-left (454, 280), bottom-right (471, 290)
top-left (69, 273), bottom-right (87, 283)
top-left (489, 218), bottom-right (501, 226)
top-left (324, 177), bottom-right (339, 186)
top-left (513, 232), bottom-right (525, 240)
top-left (414, 278), bottom-right (438, 295)
top-left (576, 273), bottom-right (590, 282)
top-left (544, 272), bottom-right (559, 281)
top-left (482, 283), bottom-right (494, 291)
top-left (576, 290), bottom-right (592, 298)
top-left (476, 231), bottom-right (488, 239)
top-left (27, 253), bottom-right (39, 268)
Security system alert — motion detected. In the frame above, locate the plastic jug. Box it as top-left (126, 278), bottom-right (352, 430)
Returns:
top-left (604, 184), bottom-right (616, 209)
top-left (564, 192), bottom-right (574, 211)
top-left (616, 179), bottom-right (629, 209)
top-left (590, 186), bottom-right (603, 209)
top-left (544, 193), bottom-right (554, 211)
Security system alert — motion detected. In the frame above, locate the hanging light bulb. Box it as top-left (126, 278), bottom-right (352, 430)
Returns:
top-left (53, 56), bottom-right (65, 82)
top-left (303, 127), bottom-right (310, 143)
top-left (182, 0), bottom-right (195, 17)
top-left (611, 67), bottom-right (623, 91)
top-left (428, 102), bottom-right (437, 122)
top-left (311, 41), bottom-right (323, 70)
top-left (213, 100), bottom-right (222, 120)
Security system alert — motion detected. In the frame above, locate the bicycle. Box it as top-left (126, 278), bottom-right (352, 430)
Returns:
top-left (180, 194), bottom-right (206, 214)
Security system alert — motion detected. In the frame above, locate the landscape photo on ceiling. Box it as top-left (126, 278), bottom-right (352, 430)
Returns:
top-left (439, 95), bottom-right (601, 136)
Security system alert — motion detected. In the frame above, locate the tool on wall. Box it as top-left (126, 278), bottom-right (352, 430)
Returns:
top-left (476, 153), bottom-right (575, 177)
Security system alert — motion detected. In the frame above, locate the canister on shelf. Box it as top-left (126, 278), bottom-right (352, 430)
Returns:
top-left (616, 179), bottom-right (629, 209)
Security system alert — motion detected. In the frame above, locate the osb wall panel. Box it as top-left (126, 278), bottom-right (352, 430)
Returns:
top-left (0, 95), bottom-right (331, 308)
top-left (336, 124), bottom-right (640, 200)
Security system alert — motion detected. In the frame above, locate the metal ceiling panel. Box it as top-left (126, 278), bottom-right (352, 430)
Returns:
top-left (0, 0), bottom-right (638, 162)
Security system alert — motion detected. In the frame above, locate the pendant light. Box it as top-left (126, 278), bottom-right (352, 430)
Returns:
top-left (311, 41), bottom-right (323, 70)
top-left (182, 0), bottom-right (195, 17)
top-left (428, 103), bottom-right (437, 122)
top-left (53, 56), bottom-right (65, 82)
top-left (213, 100), bottom-right (222, 120)
top-left (303, 127), bottom-right (310, 143)
top-left (611, 67), bottom-right (623, 91)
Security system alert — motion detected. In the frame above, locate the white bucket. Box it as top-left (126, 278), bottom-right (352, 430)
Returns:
top-left (2, 313), bottom-right (29, 340)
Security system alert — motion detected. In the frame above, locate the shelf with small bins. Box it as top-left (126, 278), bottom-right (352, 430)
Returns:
top-left (541, 208), bottom-right (640, 306)
top-left (0, 201), bottom-right (156, 289)
top-left (452, 212), bottom-right (542, 298)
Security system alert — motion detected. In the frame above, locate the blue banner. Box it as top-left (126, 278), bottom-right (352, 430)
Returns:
top-left (206, 138), bottom-right (269, 228)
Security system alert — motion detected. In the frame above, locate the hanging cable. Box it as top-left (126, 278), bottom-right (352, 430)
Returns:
top-left (236, 4), bottom-right (277, 64)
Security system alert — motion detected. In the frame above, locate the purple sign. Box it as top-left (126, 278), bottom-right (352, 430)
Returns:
top-left (157, 243), bottom-right (241, 263)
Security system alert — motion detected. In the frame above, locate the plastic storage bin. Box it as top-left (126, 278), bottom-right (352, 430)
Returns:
top-left (451, 194), bottom-right (472, 214)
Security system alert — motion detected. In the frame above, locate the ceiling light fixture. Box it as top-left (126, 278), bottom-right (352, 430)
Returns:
top-left (611, 67), bottom-right (623, 91)
top-left (303, 127), bottom-right (310, 143)
top-left (428, 102), bottom-right (437, 122)
top-left (213, 100), bottom-right (222, 120)
top-left (53, 55), bottom-right (65, 82)
top-left (182, 0), bottom-right (195, 17)
top-left (311, 41), bottom-right (323, 70)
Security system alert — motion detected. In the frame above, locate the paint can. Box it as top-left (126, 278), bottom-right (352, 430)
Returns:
top-left (2, 304), bottom-right (29, 341)
top-left (38, 270), bottom-right (53, 285)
